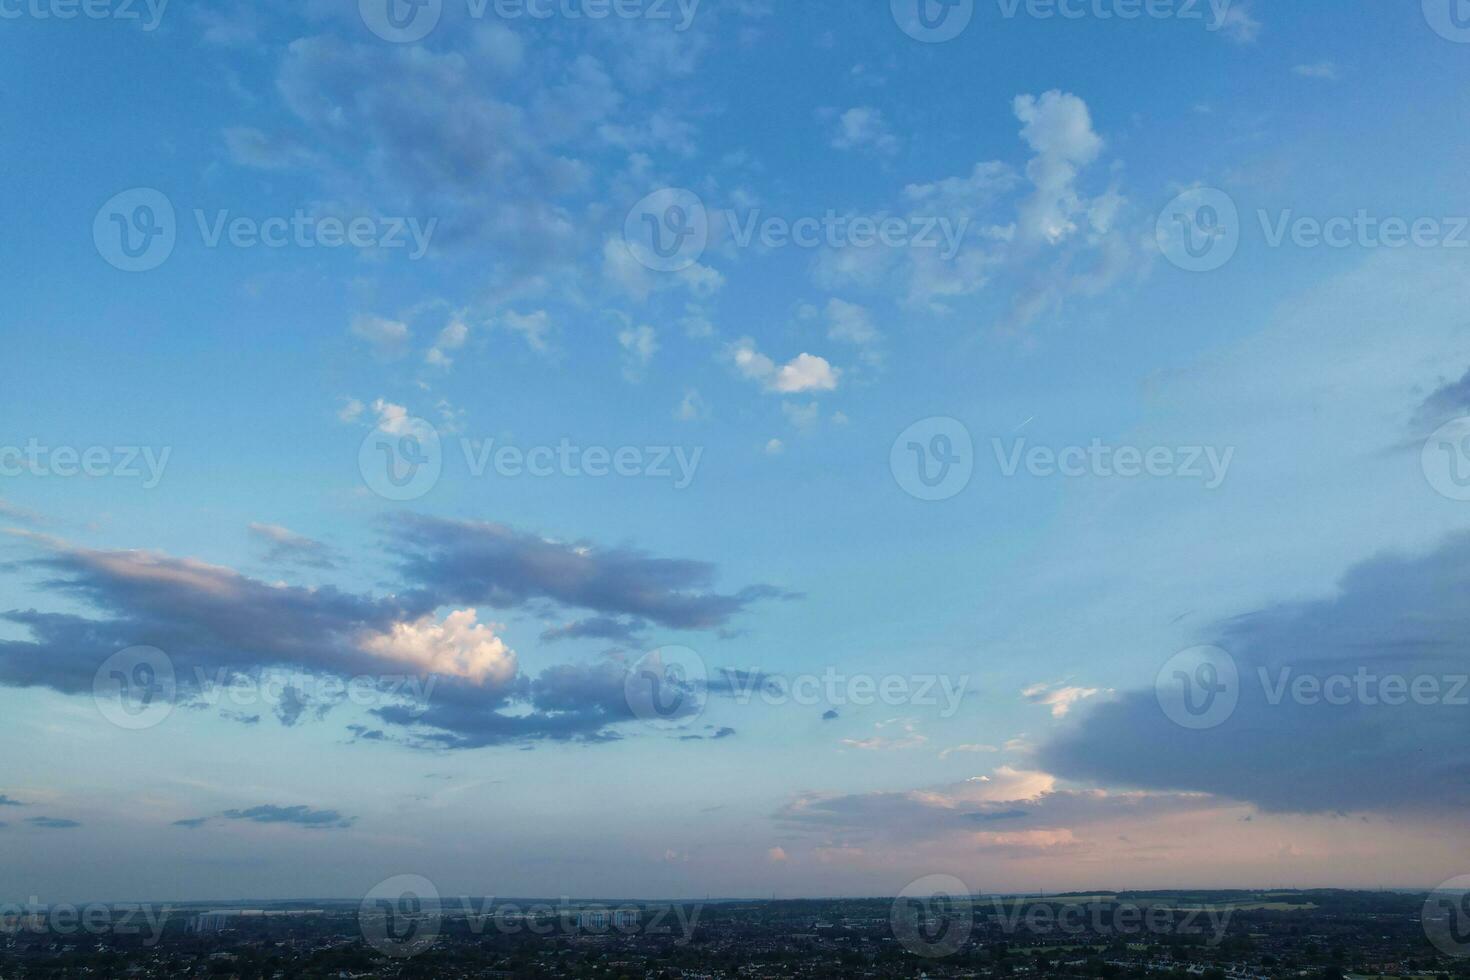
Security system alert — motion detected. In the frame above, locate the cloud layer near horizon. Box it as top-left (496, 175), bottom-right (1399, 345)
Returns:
top-left (1039, 532), bottom-right (1470, 817)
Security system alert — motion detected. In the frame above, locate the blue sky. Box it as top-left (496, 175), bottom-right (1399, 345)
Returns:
top-left (4, 0), bottom-right (1470, 903)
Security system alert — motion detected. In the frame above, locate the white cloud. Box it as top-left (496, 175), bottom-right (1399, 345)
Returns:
top-left (830, 106), bottom-right (899, 156)
top-left (426, 316), bottom-right (470, 369)
top-left (841, 719), bottom-right (928, 751)
top-left (360, 610), bottom-right (518, 688)
top-left (904, 160), bottom-right (1017, 205)
top-left (472, 23), bottom-right (524, 73)
top-left (1292, 61), bottom-right (1340, 81)
top-left (775, 353), bottom-right (840, 393)
top-left (782, 401), bottom-right (820, 431)
top-left (350, 314), bottom-right (411, 360)
top-left (675, 388), bottom-right (709, 422)
top-left (1022, 681), bottom-right (1106, 718)
top-left (617, 323), bottom-right (658, 382)
top-left (337, 397), bottom-right (365, 424)
top-left (602, 236), bottom-right (725, 303)
top-left (1217, 2), bottom-right (1261, 42)
top-left (824, 298), bottom-right (879, 347)
top-left (939, 743), bottom-right (1000, 760)
top-left (1013, 90), bottom-right (1104, 245)
top-left (370, 398), bottom-right (413, 435)
top-left (730, 339), bottom-right (841, 394)
top-left (498, 310), bottom-right (553, 353)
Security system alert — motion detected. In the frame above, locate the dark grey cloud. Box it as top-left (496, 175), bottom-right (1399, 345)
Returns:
top-left (0, 534), bottom-right (415, 697)
top-left (540, 616), bottom-right (647, 644)
top-left (172, 817), bottom-right (209, 829)
top-left (27, 817), bottom-right (81, 829)
top-left (1413, 367), bottom-right (1470, 431)
top-left (821, 709), bottom-right (839, 721)
top-left (247, 523), bottom-right (339, 570)
top-left (679, 725), bottom-right (737, 742)
top-left (1, 519), bottom-right (793, 750)
top-left (274, 684), bottom-right (332, 728)
top-left (223, 805), bottom-right (353, 829)
top-left (1040, 531), bottom-right (1470, 816)
top-left (375, 660), bottom-right (634, 750)
top-left (706, 669), bottom-right (781, 697)
top-left (0, 794), bottom-right (26, 806)
top-left (388, 514), bottom-right (798, 631)
top-left (270, 34), bottom-right (593, 261)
